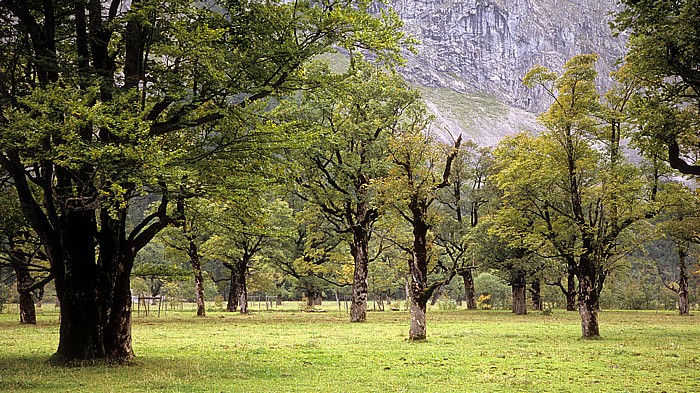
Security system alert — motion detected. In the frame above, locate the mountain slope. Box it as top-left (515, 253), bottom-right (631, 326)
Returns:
top-left (388, 0), bottom-right (627, 144)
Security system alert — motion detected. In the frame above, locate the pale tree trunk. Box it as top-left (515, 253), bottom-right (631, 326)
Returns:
top-left (409, 294), bottom-right (427, 340)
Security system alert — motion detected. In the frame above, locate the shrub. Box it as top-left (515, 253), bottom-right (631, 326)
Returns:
top-left (436, 296), bottom-right (457, 310)
top-left (477, 293), bottom-right (493, 310)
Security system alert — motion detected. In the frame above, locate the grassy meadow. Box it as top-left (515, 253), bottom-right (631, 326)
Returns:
top-left (1, 303), bottom-right (699, 392)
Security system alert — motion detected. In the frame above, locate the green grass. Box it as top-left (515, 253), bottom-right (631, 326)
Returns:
top-left (1, 305), bottom-right (700, 392)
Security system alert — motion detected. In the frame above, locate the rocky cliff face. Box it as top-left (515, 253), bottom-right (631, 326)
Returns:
top-left (385, 0), bottom-right (627, 144)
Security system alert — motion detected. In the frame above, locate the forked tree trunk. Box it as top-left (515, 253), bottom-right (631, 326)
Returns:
top-left (461, 270), bottom-right (477, 310)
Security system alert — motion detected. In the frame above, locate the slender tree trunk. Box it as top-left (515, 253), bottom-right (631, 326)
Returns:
top-left (14, 262), bottom-right (36, 325)
top-left (430, 289), bottom-right (441, 306)
top-left (566, 271), bottom-right (577, 311)
top-left (226, 268), bottom-right (240, 312)
top-left (531, 279), bottom-right (542, 311)
top-left (238, 270), bottom-right (248, 314)
top-left (408, 212), bottom-right (430, 341)
top-left (678, 247), bottom-right (690, 316)
top-left (460, 270), bottom-right (477, 310)
top-left (188, 239), bottom-right (205, 317)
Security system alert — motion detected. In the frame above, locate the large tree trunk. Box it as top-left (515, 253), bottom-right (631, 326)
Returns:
top-left (678, 246), bottom-right (690, 316)
top-left (512, 284), bottom-right (527, 315)
top-left (52, 210), bottom-right (105, 363)
top-left (350, 201), bottom-right (374, 323)
top-left (15, 262), bottom-right (37, 325)
top-left (460, 269), bottom-right (477, 310)
top-left (103, 258), bottom-right (135, 360)
top-left (409, 293), bottom-right (427, 341)
top-left (578, 267), bottom-right (600, 338)
top-left (188, 239), bottom-right (206, 317)
top-left (350, 231), bottom-right (369, 322)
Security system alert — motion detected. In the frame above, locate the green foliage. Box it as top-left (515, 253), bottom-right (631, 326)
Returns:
top-left (615, 0), bottom-right (700, 172)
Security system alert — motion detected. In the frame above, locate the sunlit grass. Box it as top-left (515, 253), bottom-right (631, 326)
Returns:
top-left (1, 304), bottom-right (699, 392)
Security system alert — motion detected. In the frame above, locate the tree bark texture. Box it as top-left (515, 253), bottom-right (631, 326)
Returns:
top-left (566, 269), bottom-right (577, 311)
top-left (578, 268), bottom-right (600, 338)
top-left (409, 294), bottom-right (427, 341)
top-left (530, 279), bottom-right (542, 311)
top-left (678, 246), bottom-right (690, 316)
top-left (512, 284), bottom-right (527, 315)
top-left (14, 262), bottom-right (37, 325)
top-left (350, 225), bottom-right (369, 322)
top-left (460, 270), bottom-right (477, 310)
top-left (188, 239), bottom-right (206, 317)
